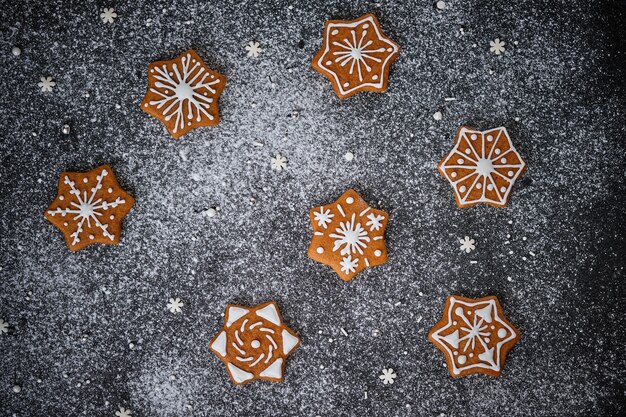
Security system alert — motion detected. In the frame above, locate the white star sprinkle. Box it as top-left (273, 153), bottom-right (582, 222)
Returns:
top-left (38, 76), bottom-right (56, 92)
top-left (0, 319), bottom-right (8, 334)
top-left (115, 407), bottom-right (132, 417)
top-left (167, 298), bottom-right (184, 313)
top-left (245, 41), bottom-right (263, 57)
top-left (101, 8), bottom-right (118, 24)
top-left (379, 368), bottom-right (397, 385)
top-left (459, 236), bottom-right (476, 253)
top-left (271, 154), bottom-right (288, 171)
top-left (490, 38), bottom-right (506, 55)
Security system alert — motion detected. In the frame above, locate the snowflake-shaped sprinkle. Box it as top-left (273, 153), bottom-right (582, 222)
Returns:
top-left (38, 76), bottom-right (56, 92)
top-left (101, 8), bottom-right (118, 24)
top-left (167, 298), bottom-right (184, 313)
top-left (115, 407), bottom-right (132, 417)
top-left (489, 38), bottom-right (505, 55)
top-left (379, 368), bottom-right (397, 384)
top-left (271, 154), bottom-right (288, 171)
top-left (459, 236), bottom-right (476, 253)
top-left (0, 319), bottom-right (8, 334)
top-left (245, 41), bottom-right (263, 57)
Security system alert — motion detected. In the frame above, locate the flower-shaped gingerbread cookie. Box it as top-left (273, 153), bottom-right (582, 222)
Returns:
top-left (438, 127), bottom-right (527, 208)
top-left (210, 301), bottom-right (300, 385)
top-left (308, 189), bottom-right (388, 281)
top-left (312, 13), bottom-right (400, 99)
top-left (428, 295), bottom-right (520, 377)
top-left (45, 165), bottom-right (134, 251)
top-left (140, 49), bottom-right (226, 138)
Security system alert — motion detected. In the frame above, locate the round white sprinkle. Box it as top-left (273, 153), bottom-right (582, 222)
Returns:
top-left (205, 208), bottom-right (217, 218)
top-left (13, 385), bottom-right (21, 393)
top-left (436, 1), bottom-right (447, 10)
top-left (12, 46), bottom-right (21, 56)
top-left (433, 111), bottom-right (442, 121)
top-left (346, 197), bottom-right (354, 204)
top-left (372, 329), bottom-right (381, 337)
top-left (316, 247), bottom-right (324, 254)
top-left (62, 124), bottom-right (70, 135)
top-left (344, 152), bottom-right (354, 162)
top-left (374, 250), bottom-right (382, 257)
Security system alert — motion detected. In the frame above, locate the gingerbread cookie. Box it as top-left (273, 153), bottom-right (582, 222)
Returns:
top-left (308, 189), bottom-right (388, 281)
top-left (312, 13), bottom-right (400, 99)
top-left (428, 295), bottom-right (520, 378)
top-left (140, 49), bottom-right (226, 138)
top-left (45, 165), bottom-right (134, 251)
top-left (438, 127), bottom-right (527, 208)
top-left (210, 301), bottom-right (300, 385)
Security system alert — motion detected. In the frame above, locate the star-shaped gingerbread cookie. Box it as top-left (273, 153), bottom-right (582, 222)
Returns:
top-left (209, 301), bottom-right (300, 385)
top-left (308, 189), bottom-right (388, 281)
top-left (312, 13), bottom-right (400, 99)
top-left (438, 127), bottom-right (527, 208)
top-left (45, 165), bottom-right (135, 251)
top-left (140, 49), bottom-right (226, 139)
top-left (428, 295), bottom-right (520, 378)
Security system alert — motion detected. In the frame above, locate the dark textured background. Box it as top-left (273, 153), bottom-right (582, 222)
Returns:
top-left (1, 1), bottom-right (625, 416)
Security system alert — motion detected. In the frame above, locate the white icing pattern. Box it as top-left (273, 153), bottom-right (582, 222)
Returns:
top-left (439, 127), bottom-right (526, 207)
top-left (316, 15), bottom-right (399, 96)
top-left (430, 297), bottom-right (517, 375)
top-left (145, 52), bottom-right (221, 134)
top-left (47, 169), bottom-right (126, 247)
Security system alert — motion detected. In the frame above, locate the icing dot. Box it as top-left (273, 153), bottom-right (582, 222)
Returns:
top-left (372, 74), bottom-right (378, 80)
top-left (491, 325), bottom-right (495, 330)
top-left (89, 235), bottom-right (94, 240)
top-left (251, 340), bottom-right (261, 349)
top-left (452, 321), bottom-right (457, 325)
top-left (500, 186), bottom-right (507, 193)
top-left (187, 122), bottom-right (192, 126)
top-left (343, 82), bottom-right (349, 87)
top-left (467, 311), bottom-right (472, 315)
top-left (508, 171), bottom-right (514, 177)
top-left (459, 185), bottom-right (466, 193)
top-left (469, 353), bottom-right (474, 358)
top-left (107, 188), bottom-right (113, 193)
top-left (59, 195), bottom-right (64, 201)
top-left (326, 60), bottom-right (332, 66)
top-left (83, 178), bottom-right (88, 183)
top-left (110, 215), bottom-right (114, 220)
top-left (374, 250), bottom-right (382, 257)
top-left (487, 184), bottom-right (494, 191)
top-left (464, 148), bottom-right (471, 155)
top-left (63, 222), bottom-right (68, 227)
top-left (150, 69), bottom-right (155, 73)
top-left (457, 158), bottom-right (464, 164)
top-left (316, 247), bottom-right (324, 254)
top-left (484, 337), bottom-right (490, 343)
top-left (331, 29), bottom-right (339, 35)
top-left (497, 328), bottom-right (507, 338)
top-left (487, 135), bottom-right (493, 141)
top-left (501, 158), bottom-right (507, 163)
top-left (476, 183), bottom-right (482, 189)
top-left (453, 351), bottom-right (458, 356)
top-left (450, 172), bottom-right (457, 178)
top-left (454, 307), bottom-right (464, 316)
top-left (346, 197), bottom-right (354, 204)
top-left (495, 148), bottom-right (502, 155)
top-left (470, 134), bottom-right (477, 140)
top-left (457, 355), bottom-right (467, 365)
top-left (363, 23), bottom-right (369, 29)
top-left (386, 47), bottom-right (393, 52)
top-left (144, 103), bottom-right (148, 107)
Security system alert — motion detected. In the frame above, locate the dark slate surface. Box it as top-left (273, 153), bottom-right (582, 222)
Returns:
top-left (1, 1), bottom-right (625, 416)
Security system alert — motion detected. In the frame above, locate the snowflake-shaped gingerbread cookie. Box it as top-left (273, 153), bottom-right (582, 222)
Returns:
top-left (141, 49), bottom-right (226, 139)
top-left (210, 301), bottom-right (300, 385)
top-left (438, 127), bottom-right (527, 208)
top-left (45, 165), bottom-right (134, 251)
top-left (312, 13), bottom-right (400, 99)
top-left (428, 295), bottom-right (520, 377)
top-left (308, 189), bottom-right (388, 281)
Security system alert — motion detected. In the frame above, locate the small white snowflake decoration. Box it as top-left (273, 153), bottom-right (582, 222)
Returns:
top-left (490, 38), bottom-right (506, 55)
top-left (101, 8), bottom-right (118, 24)
top-left (0, 319), bottom-right (8, 334)
top-left (38, 76), bottom-right (56, 92)
top-left (379, 368), bottom-right (397, 385)
top-left (167, 298), bottom-right (184, 313)
top-left (459, 236), bottom-right (476, 253)
top-left (115, 407), bottom-right (132, 417)
top-left (245, 41), bottom-right (263, 57)
top-left (271, 154), bottom-right (288, 171)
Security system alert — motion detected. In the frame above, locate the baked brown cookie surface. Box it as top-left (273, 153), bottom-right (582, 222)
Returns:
top-left (428, 295), bottom-right (520, 377)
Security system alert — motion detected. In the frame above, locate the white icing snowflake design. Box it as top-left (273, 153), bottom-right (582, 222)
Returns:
top-left (141, 50), bottom-right (225, 138)
top-left (430, 297), bottom-right (518, 376)
top-left (47, 169), bottom-right (126, 246)
top-left (439, 127), bottom-right (526, 208)
top-left (308, 189), bottom-right (388, 281)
